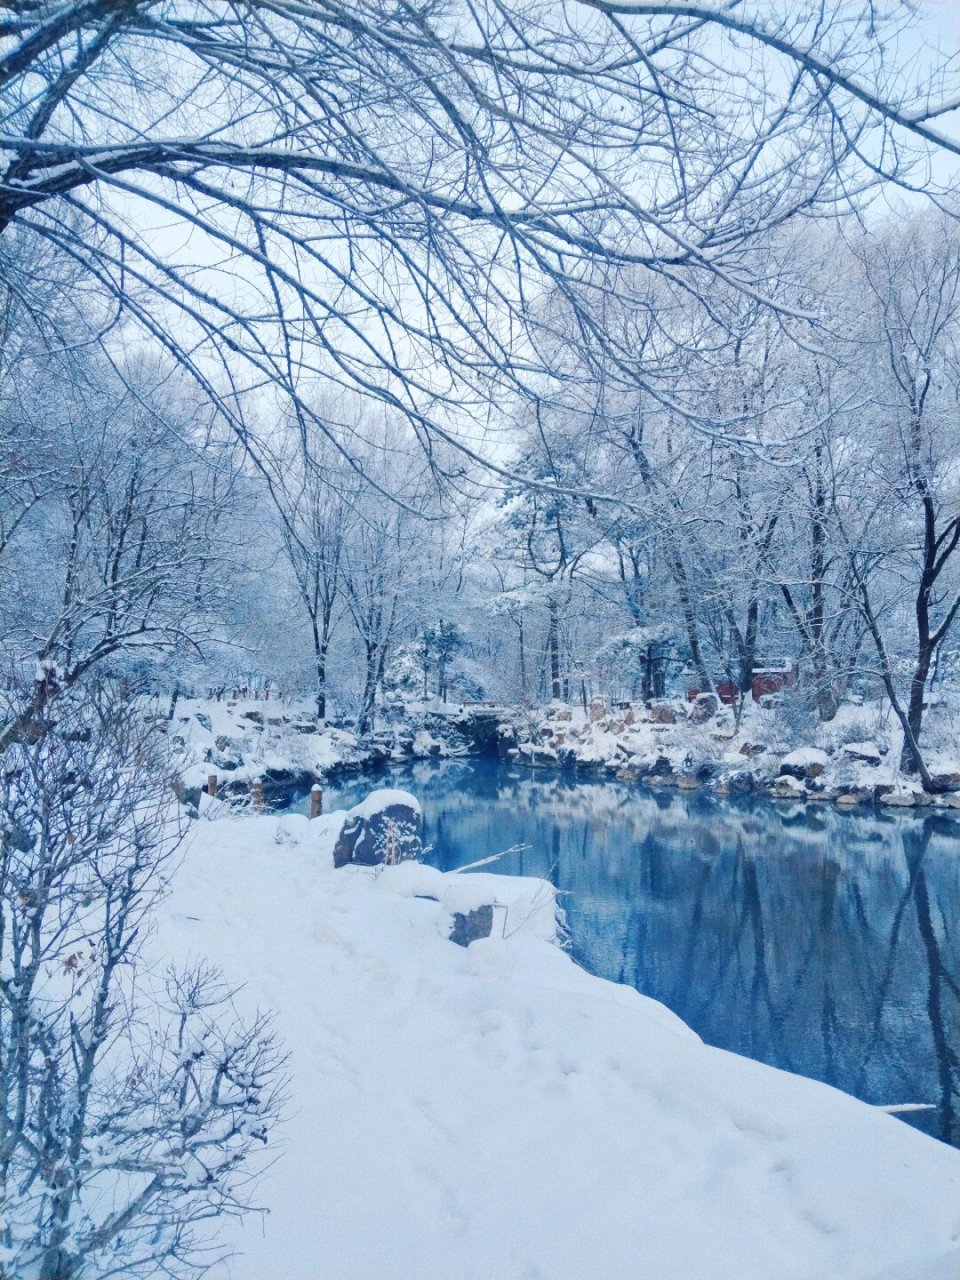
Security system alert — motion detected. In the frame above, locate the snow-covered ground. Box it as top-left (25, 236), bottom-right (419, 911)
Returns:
top-left (163, 696), bottom-right (377, 791)
top-left (159, 802), bottom-right (960, 1280)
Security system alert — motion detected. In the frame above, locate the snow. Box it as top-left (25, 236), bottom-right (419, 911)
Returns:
top-left (349, 787), bottom-right (421, 819)
top-left (169, 696), bottom-right (372, 786)
top-left (842, 741), bottom-right (883, 762)
top-left (157, 807), bottom-right (960, 1280)
top-left (779, 747), bottom-right (831, 771)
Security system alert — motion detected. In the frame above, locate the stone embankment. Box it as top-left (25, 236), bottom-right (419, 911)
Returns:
top-left (499, 696), bottom-right (960, 812)
top-left (154, 692), bottom-right (960, 815)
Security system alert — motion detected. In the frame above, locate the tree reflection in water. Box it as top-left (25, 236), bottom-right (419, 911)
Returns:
top-left (321, 759), bottom-right (960, 1147)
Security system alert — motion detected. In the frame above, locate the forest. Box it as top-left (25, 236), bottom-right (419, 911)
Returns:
top-left (2, 4), bottom-right (960, 1279)
top-left (5, 210), bottom-right (960, 781)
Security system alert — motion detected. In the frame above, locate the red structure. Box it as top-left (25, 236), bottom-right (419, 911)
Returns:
top-left (714, 680), bottom-right (740, 705)
top-left (750, 662), bottom-right (796, 702)
top-left (686, 680), bottom-right (738, 703)
top-left (686, 661), bottom-right (796, 705)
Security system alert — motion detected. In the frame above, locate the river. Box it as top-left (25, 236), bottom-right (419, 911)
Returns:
top-left (298, 756), bottom-right (960, 1148)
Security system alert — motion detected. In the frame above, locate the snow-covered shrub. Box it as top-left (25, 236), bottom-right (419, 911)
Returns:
top-left (0, 687), bottom-right (285, 1279)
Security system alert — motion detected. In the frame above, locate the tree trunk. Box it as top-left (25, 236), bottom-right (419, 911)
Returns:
top-left (359, 642), bottom-right (378, 734)
top-left (311, 616), bottom-right (328, 722)
top-left (517, 615), bottom-right (527, 700)
top-left (547, 599), bottom-right (561, 700)
top-left (673, 556), bottom-right (712, 693)
top-left (901, 642), bottom-right (933, 773)
top-left (852, 557), bottom-right (933, 787)
top-left (739, 597), bottom-right (759, 702)
top-left (899, 484), bottom-right (938, 773)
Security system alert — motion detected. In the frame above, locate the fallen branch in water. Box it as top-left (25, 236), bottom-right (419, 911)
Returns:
top-left (452, 844), bottom-right (531, 874)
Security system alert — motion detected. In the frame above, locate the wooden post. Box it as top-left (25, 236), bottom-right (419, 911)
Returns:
top-left (310, 784), bottom-right (323, 818)
top-left (207, 773), bottom-right (218, 798)
top-left (252, 778), bottom-right (264, 811)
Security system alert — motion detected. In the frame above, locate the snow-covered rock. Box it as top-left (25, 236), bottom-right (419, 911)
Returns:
top-left (688, 691), bottom-right (719, 723)
top-left (842, 741), bottom-right (883, 764)
top-left (515, 741), bottom-right (558, 767)
top-left (779, 747), bottom-right (831, 779)
top-left (332, 788), bottom-right (423, 867)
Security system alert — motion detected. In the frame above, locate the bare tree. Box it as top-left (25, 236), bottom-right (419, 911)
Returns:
top-left (337, 433), bottom-right (431, 732)
top-left (0, 2), bottom-right (956, 487)
top-left (843, 215), bottom-right (960, 781)
top-left (0, 685), bottom-right (284, 1279)
top-left (264, 419), bottom-right (352, 721)
top-left (0, 350), bottom-right (238, 749)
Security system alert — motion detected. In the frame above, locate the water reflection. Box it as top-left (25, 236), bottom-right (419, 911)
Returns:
top-left (318, 760), bottom-right (960, 1147)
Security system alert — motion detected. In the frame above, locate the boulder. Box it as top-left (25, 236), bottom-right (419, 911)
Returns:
top-left (649, 701), bottom-right (676, 725)
top-left (213, 733), bottom-right (244, 760)
top-left (333, 789), bottom-right (423, 868)
top-left (726, 771), bottom-right (756, 796)
top-left (929, 772), bottom-right (960, 794)
top-left (688, 692), bottom-right (719, 724)
top-left (738, 741), bottom-right (767, 757)
top-left (878, 789), bottom-right (916, 808)
top-left (209, 751), bottom-right (240, 772)
top-left (773, 774), bottom-right (805, 798)
top-left (779, 748), bottom-right (830, 780)
top-left (841, 741), bottom-right (883, 766)
top-left (449, 906), bottom-right (494, 947)
top-left (836, 791), bottom-right (870, 807)
top-left (517, 743), bottom-right (558, 768)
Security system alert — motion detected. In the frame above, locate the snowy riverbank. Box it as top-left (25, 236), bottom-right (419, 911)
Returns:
top-left (161, 691), bottom-right (960, 815)
top-left (158, 804), bottom-right (960, 1280)
top-left (504, 697), bottom-right (960, 809)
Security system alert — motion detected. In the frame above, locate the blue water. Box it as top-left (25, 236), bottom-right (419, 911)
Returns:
top-left (307, 757), bottom-right (960, 1147)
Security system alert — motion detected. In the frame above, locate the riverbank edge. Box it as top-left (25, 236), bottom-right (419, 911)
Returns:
top-left (163, 694), bottom-right (960, 818)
